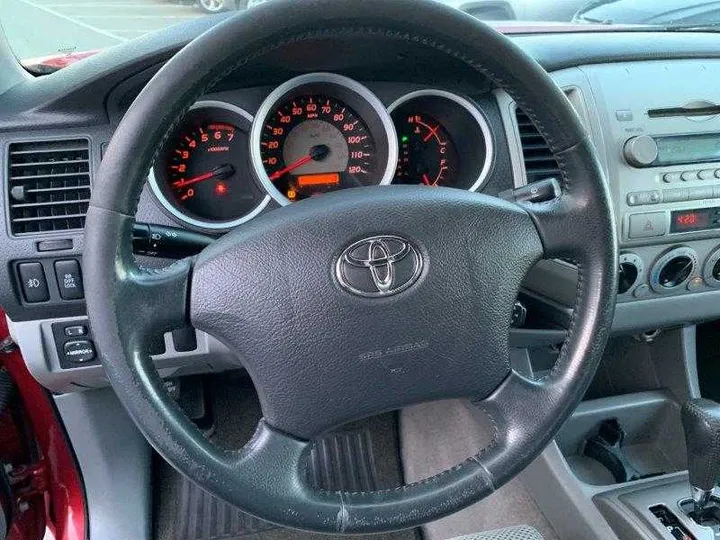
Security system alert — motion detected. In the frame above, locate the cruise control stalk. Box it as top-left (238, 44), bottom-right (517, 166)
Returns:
top-left (133, 222), bottom-right (214, 259)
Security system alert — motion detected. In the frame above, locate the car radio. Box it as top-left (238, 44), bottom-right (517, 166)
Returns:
top-left (620, 133), bottom-right (720, 242)
top-left (624, 133), bottom-right (720, 169)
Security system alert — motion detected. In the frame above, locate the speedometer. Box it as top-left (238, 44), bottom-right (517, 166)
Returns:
top-left (251, 74), bottom-right (397, 205)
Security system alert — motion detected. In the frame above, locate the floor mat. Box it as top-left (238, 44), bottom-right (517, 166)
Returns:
top-left (400, 400), bottom-right (558, 540)
top-left (154, 372), bottom-right (419, 540)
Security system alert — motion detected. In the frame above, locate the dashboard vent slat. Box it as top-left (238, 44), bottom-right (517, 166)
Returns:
top-left (515, 108), bottom-right (561, 184)
top-left (7, 138), bottom-right (91, 235)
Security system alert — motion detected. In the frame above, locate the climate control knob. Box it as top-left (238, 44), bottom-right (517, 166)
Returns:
top-left (703, 247), bottom-right (720, 288)
top-left (650, 247), bottom-right (699, 293)
top-left (659, 256), bottom-right (693, 287)
top-left (618, 253), bottom-right (643, 295)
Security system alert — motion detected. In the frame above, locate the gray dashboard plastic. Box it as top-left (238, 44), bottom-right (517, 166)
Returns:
top-left (9, 316), bottom-right (239, 393)
top-left (54, 389), bottom-right (152, 540)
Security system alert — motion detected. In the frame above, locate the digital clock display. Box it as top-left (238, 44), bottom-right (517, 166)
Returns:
top-left (670, 208), bottom-right (717, 233)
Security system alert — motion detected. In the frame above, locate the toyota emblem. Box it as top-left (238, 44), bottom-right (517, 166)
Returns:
top-left (335, 236), bottom-right (423, 297)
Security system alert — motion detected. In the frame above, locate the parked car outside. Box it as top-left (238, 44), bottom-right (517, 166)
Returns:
top-left (197, 0), bottom-right (247, 13)
top-left (573, 0), bottom-right (720, 25)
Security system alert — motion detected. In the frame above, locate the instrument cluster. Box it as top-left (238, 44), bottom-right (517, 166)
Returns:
top-left (150, 73), bottom-right (494, 231)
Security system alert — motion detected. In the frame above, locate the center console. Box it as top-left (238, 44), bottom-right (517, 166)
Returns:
top-left (499, 59), bottom-right (720, 540)
top-left (506, 60), bottom-right (720, 332)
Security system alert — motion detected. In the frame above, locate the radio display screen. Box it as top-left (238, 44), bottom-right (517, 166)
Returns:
top-left (656, 133), bottom-right (720, 166)
top-left (670, 208), bottom-right (719, 233)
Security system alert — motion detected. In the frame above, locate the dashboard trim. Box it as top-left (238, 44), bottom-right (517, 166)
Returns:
top-left (387, 89), bottom-right (495, 192)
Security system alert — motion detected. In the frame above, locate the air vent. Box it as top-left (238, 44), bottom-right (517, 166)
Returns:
top-left (7, 139), bottom-right (91, 235)
top-left (515, 108), bottom-right (561, 184)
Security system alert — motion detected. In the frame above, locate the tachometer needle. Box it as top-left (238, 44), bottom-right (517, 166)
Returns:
top-left (269, 144), bottom-right (330, 181)
top-left (172, 164), bottom-right (234, 189)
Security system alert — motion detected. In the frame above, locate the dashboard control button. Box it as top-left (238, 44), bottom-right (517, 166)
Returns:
top-left (681, 170), bottom-right (699, 182)
top-left (633, 284), bottom-right (650, 298)
top-left (624, 135), bottom-right (658, 167)
top-left (700, 169), bottom-right (716, 181)
top-left (663, 188), bottom-right (689, 203)
top-left (54, 260), bottom-right (84, 300)
top-left (172, 327), bottom-right (197, 352)
top-left (663, 172), bottom-right (681, 183)
top-left (689, 186), bottom-right (715, 200)
top-left (63, 340), bottom-right (96, 364)
top-left (17, 262), bottom-right (49, 303)
top-left (627, 190), bottom-right (660, 206)
top-left (64, 325), bottom-right (87, 337)
top-left (628, 212), bottom-right (667, 239)
top-left (615, 110), bottom-right (633, 122)
top-left (687, 276), bottom-right (704, 291)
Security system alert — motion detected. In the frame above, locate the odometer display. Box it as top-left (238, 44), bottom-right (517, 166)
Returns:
top-left (259, 95), bottom-right (376, 202)
top-left (251, 73), bottom-right (397, 205)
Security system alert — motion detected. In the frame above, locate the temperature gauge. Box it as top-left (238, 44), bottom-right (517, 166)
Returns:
top-left (389, 90), bottom-right (493, 192)
top-left (394, 113), bottom-right (459, 187)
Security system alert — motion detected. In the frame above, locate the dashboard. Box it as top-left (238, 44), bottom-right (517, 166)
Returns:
top-left (3, 16), bottom-right (720, 391)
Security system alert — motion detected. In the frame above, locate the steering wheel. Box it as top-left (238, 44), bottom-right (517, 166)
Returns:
top-left (84, 0), bottom-right (617, 533)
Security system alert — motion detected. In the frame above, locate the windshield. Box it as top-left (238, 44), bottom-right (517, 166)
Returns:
top-left (3, 0), bottom-right (720, 73)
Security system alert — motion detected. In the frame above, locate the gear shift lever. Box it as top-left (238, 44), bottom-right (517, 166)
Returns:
top-left (681, 398), bottom-right (720, 511)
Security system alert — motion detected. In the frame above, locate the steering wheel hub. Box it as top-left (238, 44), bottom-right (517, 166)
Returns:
top-left (191, 186), bottom-right (541, 437)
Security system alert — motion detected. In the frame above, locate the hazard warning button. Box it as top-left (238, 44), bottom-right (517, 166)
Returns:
top-left (628, 212), bottom-right (668, 239)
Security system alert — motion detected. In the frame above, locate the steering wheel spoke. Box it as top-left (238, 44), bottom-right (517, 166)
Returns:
top-left (123, 260), bottom-right (192, 341)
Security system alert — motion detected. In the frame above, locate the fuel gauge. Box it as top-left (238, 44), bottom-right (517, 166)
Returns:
top-left (389, 90), bottom-right (493, 192)
top-left (395, 113), bottom-right (460, 187)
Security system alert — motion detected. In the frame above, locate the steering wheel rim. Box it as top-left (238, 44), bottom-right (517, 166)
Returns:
top-left (84, 0), bottom-right (617, 533)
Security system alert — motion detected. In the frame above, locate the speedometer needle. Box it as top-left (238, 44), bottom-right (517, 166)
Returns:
top-left (172, 164), bottom-right (234, 189)
top-left (269, 144), bottom-right (330, 181)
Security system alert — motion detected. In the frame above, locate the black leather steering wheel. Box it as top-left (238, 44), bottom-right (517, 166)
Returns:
top-left (84, 0), bottom-right (617, 533)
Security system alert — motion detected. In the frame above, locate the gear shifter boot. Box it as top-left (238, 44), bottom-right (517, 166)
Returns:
top-left (681, 398), bottom-right (720, 510)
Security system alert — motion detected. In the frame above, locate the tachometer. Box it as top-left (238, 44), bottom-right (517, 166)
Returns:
top-left (251, 73), bottom-right (397, 205)
top-left (151, 101), bottom-right (270, 231)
